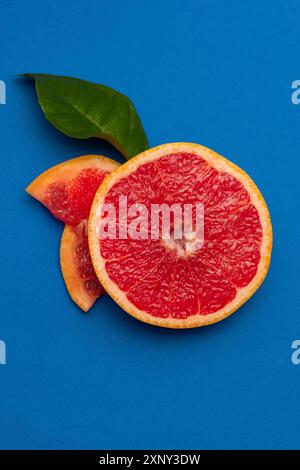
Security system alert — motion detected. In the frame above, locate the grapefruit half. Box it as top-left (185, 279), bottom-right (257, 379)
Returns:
top-left (26, 155), bottom-right (119, 311)
top-left (89, 143), bottom-right (272, 328)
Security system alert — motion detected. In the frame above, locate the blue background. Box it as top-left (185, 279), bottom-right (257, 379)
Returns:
top-left (0, 0), bottom-right (299, 450)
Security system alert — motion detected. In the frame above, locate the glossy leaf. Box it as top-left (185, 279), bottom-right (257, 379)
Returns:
top-left (25, 73), bottom-right (149, 159)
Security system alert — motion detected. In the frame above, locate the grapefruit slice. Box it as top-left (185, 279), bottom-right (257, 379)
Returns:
top-left (89, 143), bottom-right (272, 328)
top-left (26, 155), bottom-right (119, 225)
top-left (60, 221), bottom-right (105, 312)
top-left (26, 155), bottom-right (119, 311)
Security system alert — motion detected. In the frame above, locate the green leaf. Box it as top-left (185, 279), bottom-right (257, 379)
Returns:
top-left (25, 73), bottom-right (149, 159)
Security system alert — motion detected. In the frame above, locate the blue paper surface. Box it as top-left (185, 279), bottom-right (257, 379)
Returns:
top-left (0, 0), bottom-right (299, 449)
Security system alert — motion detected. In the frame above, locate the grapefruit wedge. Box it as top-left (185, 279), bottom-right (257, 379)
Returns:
top-left (89, 143), bottom-right (272, 328)
top-left (26, 155), bottom-right (120, 311)
top-left (26, 155), bottom-right (119, 225)
top-left (60, 221), bottom-right (105, 311)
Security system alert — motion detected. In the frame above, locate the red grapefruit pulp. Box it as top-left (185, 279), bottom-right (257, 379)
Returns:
top-left (89, 143), bottom-right (272, 328)
top-left (60, 221), bottom-right (105, 311)
top-left (26, 156), bottom-right (118, 225)
top-left (26, 155), bottom-right (120, 311)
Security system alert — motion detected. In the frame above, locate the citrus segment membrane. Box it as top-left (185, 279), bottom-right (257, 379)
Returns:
top-left (89, 143), bottom-right (272, 328)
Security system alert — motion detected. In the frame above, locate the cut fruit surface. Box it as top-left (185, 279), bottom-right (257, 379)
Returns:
top-left (89, 143), bottom-right (272, 328)
top-left (26, 155), bottom-right (119, 225)
top-left (27, 155), bottom-right (120, 311)
top-left (60, 221), bottom-right (105, 312)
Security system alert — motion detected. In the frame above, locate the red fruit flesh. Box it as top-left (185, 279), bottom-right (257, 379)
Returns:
top-left (27, 155), bottom-right (120, 312)
top-left (74, 224), bottom-right (104, 298)
top-left (100, 153), bottom-right (263, 319)
top-left (44, 168), bottom-right (108, 225)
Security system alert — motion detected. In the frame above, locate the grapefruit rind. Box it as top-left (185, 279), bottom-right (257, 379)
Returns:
top-left (60, 224), bottom-right (98, 312)
top-left (27, 154), bottom-right (120, 312)
top-left (88, 142), bottom-right (272, 329)
top-left (26, 154), bottom-right (119, 202)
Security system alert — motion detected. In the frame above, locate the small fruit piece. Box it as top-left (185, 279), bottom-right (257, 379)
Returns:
top-left (60, 221), bottom-right (105, 312)
top-left (27, 155), bottom-right (120, 311)
top-left (26, 155), bottom-right (119, 225)
top-left (89, 143), bottom-right (272, 329)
